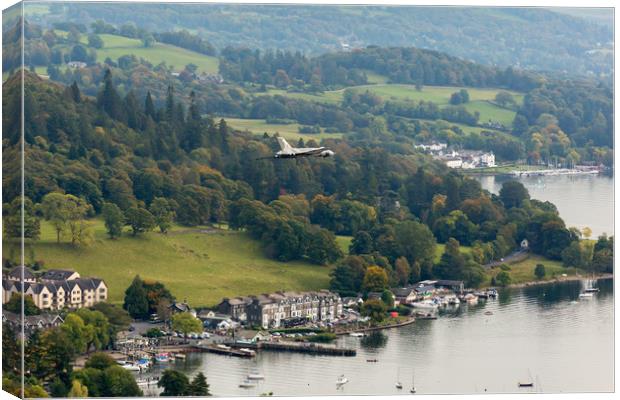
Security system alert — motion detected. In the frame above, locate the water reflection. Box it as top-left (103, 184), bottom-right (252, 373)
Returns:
top-left (360, 331), bottom-right (388, 349)
top-left (166, 278), bottom-right (613, 395)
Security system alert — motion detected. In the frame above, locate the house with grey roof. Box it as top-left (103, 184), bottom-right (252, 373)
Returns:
top-left (2, 266), bottom-right (107, 310)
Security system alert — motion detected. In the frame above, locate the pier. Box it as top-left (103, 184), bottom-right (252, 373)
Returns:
top-left (228, 341), bottom-right (356, 356)
top-left (193, 343), bottom-right (256, 357)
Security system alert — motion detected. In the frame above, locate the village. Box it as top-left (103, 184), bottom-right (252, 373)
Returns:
top-left (1, 263), bottom-right (499, 391)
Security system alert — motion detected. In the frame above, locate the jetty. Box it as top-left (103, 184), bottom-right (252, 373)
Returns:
top-left (228, 341), bottom-right (356, 356)
top-left (193, 343), bottom-right (256, 358)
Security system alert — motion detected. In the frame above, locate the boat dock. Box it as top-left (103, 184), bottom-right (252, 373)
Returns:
top-left (227, 341), bottom-right (356, 357)
top-left (193, 343), bottom-right (256, 358)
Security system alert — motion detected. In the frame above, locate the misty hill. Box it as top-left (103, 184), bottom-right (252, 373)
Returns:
top-left (22, 3), bottom-right (613, 77)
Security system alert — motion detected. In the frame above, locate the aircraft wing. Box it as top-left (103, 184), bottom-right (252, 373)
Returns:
top-left (293, 147), bottom-right (325, 155)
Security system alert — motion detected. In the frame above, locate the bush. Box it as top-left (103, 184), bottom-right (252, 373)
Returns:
top-left (534, 263), bottom-right (546, 279)
top-left (388, 305), bottom-right (411, 316)
top-left (496, 271), bottom-right (512, 287)
top-left (307, 333), bottom-right (336, 343)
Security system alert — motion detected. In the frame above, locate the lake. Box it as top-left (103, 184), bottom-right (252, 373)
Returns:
top-left (145, 278), bottom-right (613, 396)
top-left (474, 174), bottom-right (614, 238)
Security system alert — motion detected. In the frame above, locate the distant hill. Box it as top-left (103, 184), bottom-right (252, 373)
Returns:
top-left (24, 3), bottom-right (614, 77)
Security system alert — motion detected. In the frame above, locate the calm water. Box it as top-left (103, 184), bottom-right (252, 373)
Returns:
top-left (475, 174), bottom-right (614, 238)
top-left (146, 279), bottom-right (613, 396)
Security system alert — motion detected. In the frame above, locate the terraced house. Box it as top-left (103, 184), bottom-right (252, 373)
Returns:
top-left (247, 290), bottom-right (343, 329)
top-left (2, 266), bottom-right (108, 310)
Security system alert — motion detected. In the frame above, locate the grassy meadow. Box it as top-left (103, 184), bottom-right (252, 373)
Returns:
top-left (89, 34), bottom-right (219, 73)
top-left (224, 117), bottom-right (345, 142)
top-left (8, 220), bottom-right (331, 307)
top-left (484, 254), bottom-right (581, 286)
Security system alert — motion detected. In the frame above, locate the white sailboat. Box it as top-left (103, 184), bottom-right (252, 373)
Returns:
top-left (410, 371), bottom-right (416, 394)
top-left (395, 367), bottom-right (403, 389)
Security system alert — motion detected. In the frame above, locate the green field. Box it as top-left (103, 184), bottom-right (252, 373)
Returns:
top-left (83, 34), bottom-right (219, 73)
top-left (484, 254), bottom-right (581, 286)
top-left (266, 84), bottom-right (521, 126)
top-left (224, 117), bottom-right (345, 142)
top-left (8, 220), bottom-right (331, 307)
top-left (434, 243), bottom-right (472, 262)
top-left (336, 236), bottom-right (353, 254)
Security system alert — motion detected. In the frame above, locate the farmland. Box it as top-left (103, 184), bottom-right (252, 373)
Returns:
top-left (224, 117), bottom-right (345, 141)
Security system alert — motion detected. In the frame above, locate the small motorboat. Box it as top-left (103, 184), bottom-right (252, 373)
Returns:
top-left (584, 288), bottom-right (599, 293)
top-left (579, 292), bottom-right (594, 298)
top-left (349, 332), bottom-right (365, 337)
top-left (484, 311), bottom-right (493, 315)
top-left (217, 344), bottom-right (231, 350)
top-left (395, 382), bottom-right (403, 389)
top-left (336, 375), bottom-right (349, 386)
top-left (240, 348), bottom-right (257, 356)
top-left (518, 382), bottom-right (534, 388)
top-left (488, 288), bottom-right (498, 298)
top-left (247, 372), bottom-right (265, 380)
top-left (239, 380), bottom-right (256, 389)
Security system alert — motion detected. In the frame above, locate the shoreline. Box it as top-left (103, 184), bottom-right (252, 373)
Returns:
top-left (496, 273), bottom-right (613, 290)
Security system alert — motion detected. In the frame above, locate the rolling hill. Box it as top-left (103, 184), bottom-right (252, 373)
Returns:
top-left (8, 220), bottom-right (332, 308)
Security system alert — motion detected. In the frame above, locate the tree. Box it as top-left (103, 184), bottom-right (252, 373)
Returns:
top-left (350, 230), bottom-right (373, 254)
top-left (500, 180), bottom-right (530, 209)
top-left (495, 271), bottom-right (512, 286)
top-left (149, 197), bottom-right (176, 233)
top-left (40, 192), bottom-right (70, 243)
top-left (534, 263), bottom-right (546, 279)
top-left (101, 365), bottom-right (142, 397)
top-left (433, 238), bottom-right (465, 280)
top-left (361, 298), bottom-right (388, 322)
top-left (188, 372), bottom-right (210, 396)
top-left (394, 220), bottom-right (436, 267)
top-left (395, 257), bottom-right (411, 286)
top-left (125, 207), bottom-right (155, 236)
top-left (85, 352), bottom-right (116, 370)
top-left (123, 275), bottom-right (150, 319)
top-left (97, 69), bottom-right (122, 120)
top-left (3, 197), bottom-right (40, 241)
top-left (495, 91), bottom-right (515, 107)
top-left (329, 256), bottom-right (366, 296)
top-left (5, 293), bottom-right (40, 315)
top-left (61, 314), bottom-right (92, 354)
top-left (64, 195), bottom-right (93, 246)
top-left (88, 33), bottom-right (104, 49)
top-left (68, 380), bottom-right (89, 397)
top-left (158, 369), bottom-right (190, 396)
top-left (74, 309), bottom-right (111, 351)
top-left (362, 266), bottom-right (389, 292)
top-left (381, 290), bottom-right (394, 307)
top-left (171, 313), bottom-right (203, 339)
top-left (102, 202), bottom-right (125, 239)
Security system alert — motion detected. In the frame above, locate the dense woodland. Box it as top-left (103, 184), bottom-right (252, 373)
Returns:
top-left (3, 70), bottom-right (613, 282)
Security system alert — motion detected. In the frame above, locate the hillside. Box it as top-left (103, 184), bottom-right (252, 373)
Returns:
top-left (30, 3), bottom-right (613, 77)
top-left (85, 33), bottom-right (219, 74)
top-left (9, 220), bottom-right (331, 307)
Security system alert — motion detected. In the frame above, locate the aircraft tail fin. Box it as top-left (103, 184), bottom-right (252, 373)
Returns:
top-left (276, 137), bottom-right (294, 152)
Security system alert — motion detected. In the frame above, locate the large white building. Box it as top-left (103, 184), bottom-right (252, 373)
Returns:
top-left (2, 266), bottom-right (108, 310)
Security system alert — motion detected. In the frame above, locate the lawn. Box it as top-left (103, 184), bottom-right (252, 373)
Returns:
top-left (83, 34), bottom-right (219, 74)
top-left (7, 220), bottom-right (331, 308)
top-left (266, 89), bottom-right (343, 105)
top-left (223, 117), bottom-right (345, 142)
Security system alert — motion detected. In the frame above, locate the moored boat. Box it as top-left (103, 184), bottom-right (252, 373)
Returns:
top-left (336, 374), bottom-right (349, 385)
top-left (412, 300), bottom-right (439, 310)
